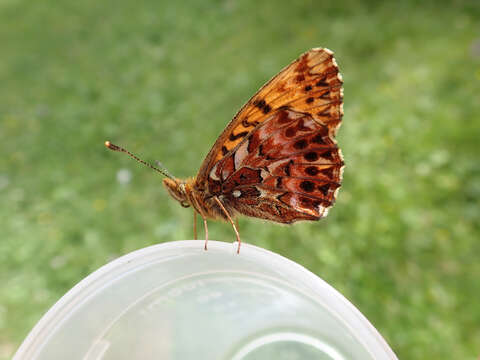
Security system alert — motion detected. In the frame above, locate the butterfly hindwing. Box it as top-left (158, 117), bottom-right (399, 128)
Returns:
top-left (206, 108), bottom-right (343, 223)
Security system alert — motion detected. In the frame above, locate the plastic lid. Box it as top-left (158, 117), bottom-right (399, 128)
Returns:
top-left (14, 240), bottom-right (398, 360)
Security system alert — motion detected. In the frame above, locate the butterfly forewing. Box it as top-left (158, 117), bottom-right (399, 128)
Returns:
top-left (197, 48), bottom-right (343, 181)
top-left (195, 48), bottom-right (344, 224)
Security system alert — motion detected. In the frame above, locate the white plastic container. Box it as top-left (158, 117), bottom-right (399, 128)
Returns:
top-left (14, 241), bottom-right (398, 360)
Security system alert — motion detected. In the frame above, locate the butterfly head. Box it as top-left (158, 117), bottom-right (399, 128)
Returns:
top-left (163, 178), bottom-right (191, 208)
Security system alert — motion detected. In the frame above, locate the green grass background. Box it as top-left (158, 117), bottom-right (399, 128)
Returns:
top-left (1, 0), bottom-right (479, 358)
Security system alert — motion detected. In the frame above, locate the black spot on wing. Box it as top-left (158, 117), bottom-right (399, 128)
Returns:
top-left (300, 180), bottom-right (315, 192)
top-left (318, 184), bottom-right (330, 196)
top-left (293, 139), bottom-right (308, 150)
top-left (276, 177), bottom-right (283, 189)
top-left (229, 131), bottom-right (249, 141)
top-left (253, 98), bottom-right (271, 114)
top-left (305, 166), bottom-right (319, 176)
top-left (304, 152), bottom-right (319, 161)
top-left (316, 77), bottom-right (328, 87)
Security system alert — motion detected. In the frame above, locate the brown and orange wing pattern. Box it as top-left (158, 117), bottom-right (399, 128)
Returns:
top-left (196, 47), bottom-right (343, 183)
top-left (205, 108), bottom-right (344, 223)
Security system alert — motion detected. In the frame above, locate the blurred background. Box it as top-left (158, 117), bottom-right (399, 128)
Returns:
top-left (1, 0), bottom-right (479, 359)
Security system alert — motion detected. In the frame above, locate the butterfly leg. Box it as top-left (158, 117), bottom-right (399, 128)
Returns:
top-left (213, 196), bottom-right (241, 254)
top-left (193, 211), bottom-right (198, 240)
top-left (203, 217), bottom-right (209, 250)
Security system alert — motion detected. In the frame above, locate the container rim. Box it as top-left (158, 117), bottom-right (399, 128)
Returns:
top-left (14, 240), bottom-right (398, 360)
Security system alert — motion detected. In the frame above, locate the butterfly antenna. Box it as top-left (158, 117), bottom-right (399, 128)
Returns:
top-left (104, 141), bottom-right (177, 181)
top-left (154, 160), bottom-right (176, 180)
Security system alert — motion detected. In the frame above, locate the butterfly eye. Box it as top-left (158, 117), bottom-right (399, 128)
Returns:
top-left (180, 201), bottom-right (190, 208)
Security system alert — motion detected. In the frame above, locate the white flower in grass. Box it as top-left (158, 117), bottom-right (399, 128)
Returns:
top-left (116, 168), bottom-right (132, 185)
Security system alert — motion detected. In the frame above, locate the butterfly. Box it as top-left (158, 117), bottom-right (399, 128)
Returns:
top-left (106, 47), bottom-right (344, 253)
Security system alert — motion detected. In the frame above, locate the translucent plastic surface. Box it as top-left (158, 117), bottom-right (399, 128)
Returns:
top-left (14, 241), bottom-right (398, 360)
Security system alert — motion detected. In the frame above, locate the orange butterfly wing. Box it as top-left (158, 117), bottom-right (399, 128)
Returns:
top-left (195, 48), bottom-right (344, 223)
top-left (197, 48), bottom-right (343, 179)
